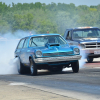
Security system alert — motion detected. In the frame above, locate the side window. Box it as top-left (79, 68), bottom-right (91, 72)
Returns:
top-left (66, 31), bottom-right (71, 40)
top-left (64, 30), bottom-right (68, 39)
top-left (23, 38), bottom-right (29, 48)
top-left (96, 29), bottom-right (100, 36)
top-left (17, 39), bottom-right (25, 49)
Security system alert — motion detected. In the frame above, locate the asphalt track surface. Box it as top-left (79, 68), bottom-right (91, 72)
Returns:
top-left (0, 59), bottom-right (100, 100)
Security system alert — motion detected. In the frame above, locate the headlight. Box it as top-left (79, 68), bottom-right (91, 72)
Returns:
top-left (74, 48), bottom-right (80, 54)
top-left (36, 50), bottom-right (42, 57)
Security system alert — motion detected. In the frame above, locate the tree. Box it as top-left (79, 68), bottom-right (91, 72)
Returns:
top-left (12, 13), bottom-right (34, 31)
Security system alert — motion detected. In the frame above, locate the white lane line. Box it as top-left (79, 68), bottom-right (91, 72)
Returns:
top-left (9, 82), bottom-right (27, 86)
top-left (93, 67), bottom-right (100, 69)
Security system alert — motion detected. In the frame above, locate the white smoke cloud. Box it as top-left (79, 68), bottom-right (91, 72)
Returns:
top-left (0, 39), bottom-right (18, 74)
top-left (0, 30), bottom-right (34, 75)
top-left (79, 47), bottom-right (87, 68)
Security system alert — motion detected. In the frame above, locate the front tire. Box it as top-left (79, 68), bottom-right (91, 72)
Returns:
top-left (71, 61), bottom-right (79, 73)
top-left (30, 58), bottom-right (37, 75)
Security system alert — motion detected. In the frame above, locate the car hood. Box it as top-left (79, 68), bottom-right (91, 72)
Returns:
top-left (36, 44), bottom-right (73, 54)
top-left (74, 38), bottom-right (100, 44)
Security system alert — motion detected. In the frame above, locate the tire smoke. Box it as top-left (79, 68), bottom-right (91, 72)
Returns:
top-left (0, 31), bottom-right (31, 75)
top-left (0, 40), bottom-right (18, 75)
top-left (79, 47), bottom-right (87, 68)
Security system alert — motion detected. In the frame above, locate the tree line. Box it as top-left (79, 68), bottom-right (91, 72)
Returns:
top-left (0, 2), bottom-right (100, 35)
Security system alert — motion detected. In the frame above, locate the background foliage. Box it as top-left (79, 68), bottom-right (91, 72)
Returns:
top-left (0, 2), bottom-right (100, 35)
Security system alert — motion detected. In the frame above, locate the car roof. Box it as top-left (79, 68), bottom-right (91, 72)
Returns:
top-left (23, 33), bottom-right (60, 39)
top-left (66, 27), bottom-right (99, 30)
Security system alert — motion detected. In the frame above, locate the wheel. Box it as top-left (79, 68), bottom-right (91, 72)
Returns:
top-left (71, 61), bottom-right (79, 73)
top-left (30, 58), bottom-right (37, 75)
top-left (87, 57), bottom-right (93, 63)
top-left (17, 57), bottom-right (25, 74)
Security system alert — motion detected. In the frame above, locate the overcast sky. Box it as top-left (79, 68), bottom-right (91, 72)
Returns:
top-left (1, 0), bottom-right (100, 6)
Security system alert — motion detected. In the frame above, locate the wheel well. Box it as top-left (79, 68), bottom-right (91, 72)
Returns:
top-left (29, 56), bottom-right (35, 63)
top-left (29, 56), bottom-right (32, 60)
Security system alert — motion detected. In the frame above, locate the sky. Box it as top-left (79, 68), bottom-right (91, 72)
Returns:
top-left (1, 0), bottom-right (100, 6)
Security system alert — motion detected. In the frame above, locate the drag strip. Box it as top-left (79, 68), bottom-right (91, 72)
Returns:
top-left (9, 81), bottom-right (100, 100)
top-left (0, 66), bottom-right (100, 100)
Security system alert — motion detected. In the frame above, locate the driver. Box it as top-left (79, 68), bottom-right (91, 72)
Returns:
top-left (48, 38), bottom-right (55, 43)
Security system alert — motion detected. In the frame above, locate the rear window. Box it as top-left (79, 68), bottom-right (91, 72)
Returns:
top-left (17, 39), bottom-right (25, 49)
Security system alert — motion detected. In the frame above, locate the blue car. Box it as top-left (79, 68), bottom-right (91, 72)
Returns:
top-left (15, 34), bottom-right (81, 75)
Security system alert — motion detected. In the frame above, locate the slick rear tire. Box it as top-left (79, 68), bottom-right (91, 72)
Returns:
top-left (30, 58), bottom-right (37, 76)
top-left (17, 57), bottom-right (25, 74)
top-left (71, 61), bottom-right (79, 73)
top-left (87, 57), bottom-right (93, 63)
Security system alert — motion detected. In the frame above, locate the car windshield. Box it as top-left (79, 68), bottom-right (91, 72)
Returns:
top-left (29, 35), bottom-right (67, 47)
top-left (72, 28), bottom-right (100, 39)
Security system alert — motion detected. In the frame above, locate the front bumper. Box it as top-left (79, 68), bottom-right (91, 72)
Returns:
top-left (34, 55), bottom-right (81, 63)
top-left (81, 48), bottom-right (100, 57)
top-left (81, 48), bottom-right (100, 53)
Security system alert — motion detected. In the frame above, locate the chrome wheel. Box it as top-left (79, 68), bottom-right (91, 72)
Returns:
top-left (30, 58), bottom-right (37, 75)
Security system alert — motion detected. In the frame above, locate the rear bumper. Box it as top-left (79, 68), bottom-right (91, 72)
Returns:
top-left (34, 55), bottom-right (81, 63)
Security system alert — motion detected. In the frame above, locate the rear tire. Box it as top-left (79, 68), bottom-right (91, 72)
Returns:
top-left (87, 57), bottom-right (93, 63)
top-left (17, 57), bottom-right (25, 74)
top-left (30, 58), bottom-right (37, 76)
top-left (71, 61), bottom-right (79, 73)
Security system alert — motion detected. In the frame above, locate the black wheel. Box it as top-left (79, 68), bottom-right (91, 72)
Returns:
top-left (17, 57), bottom-right (25, 74)
top-left (71, 61), bottom-right (79, 73)
top-left (87, 57), bottom-right (93, 63)
top-left (30, 58), bottom-right (37, 76)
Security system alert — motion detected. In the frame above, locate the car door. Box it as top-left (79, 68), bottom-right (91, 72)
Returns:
top-left (65, 30), bottom-right (78, 45)
top-left (20, 38), bottom-right (30, 65)
top-left (65, 30), bottom-right (73, 45)
top-left (15, 38), bottom-right (25, 59)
